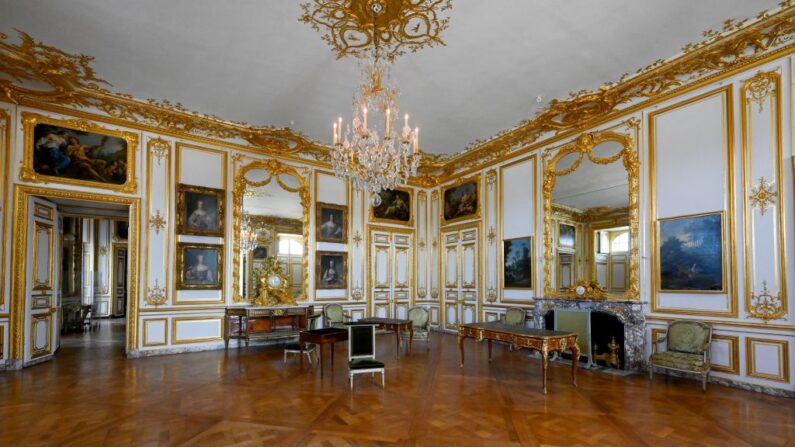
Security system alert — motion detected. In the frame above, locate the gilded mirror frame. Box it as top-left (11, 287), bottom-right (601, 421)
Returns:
top-left (542, 130), bottom-right (640, 300)
top-left (232, 159), bottom-right (310, 303)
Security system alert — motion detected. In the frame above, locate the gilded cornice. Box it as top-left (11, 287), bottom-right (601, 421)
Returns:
top-left (2, 2), bottom-right (795, 184)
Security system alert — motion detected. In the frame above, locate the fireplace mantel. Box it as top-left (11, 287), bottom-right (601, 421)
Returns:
top-left (532, 297), bottom-right (646, 370)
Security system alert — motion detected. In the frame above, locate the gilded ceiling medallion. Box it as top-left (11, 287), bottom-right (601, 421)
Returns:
top-left (749, 176), bottom-right (777, 216)
top-left (300, 0), bottom-right (452, 61)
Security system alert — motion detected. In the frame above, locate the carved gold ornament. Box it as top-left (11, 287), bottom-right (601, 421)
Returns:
top-left (352, 230), bottom-right (363, 247)
top-left (745, 70), bottom-right (778, 112)
top-left (145, 279), bottom-right (168, 306)
top-left (567, 280), bottom-right (607, 300)
top-left (749, 176), bottom-right (777, 216)
top-left (748, 281), bottom-right (786, 323)
top-left (486, 227), bottom-right (496, 245)
top-left (252, 257), bottom-right (296, 307)
top-left (148, 210), bottom-right (167, 234)
top-left (300, 0), bottom-right (452, 61)
top-left (147, 137), bottom-right (170, 163)
top-left (486, 288), bottom-right (497, 303)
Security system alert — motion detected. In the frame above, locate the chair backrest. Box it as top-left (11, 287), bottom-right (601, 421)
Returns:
top-left (324, 304), bottom-right (344, 325)
top-left (407, 306), bottom-right (429, 330)
top-left (667, 320), bottom-right (712, 354)
top-left (504, 307), bottom-right (526, 326)
top-left (348, 324), bottom-right (376, 361)
top-left (307, 313), bottom-right (321, 330)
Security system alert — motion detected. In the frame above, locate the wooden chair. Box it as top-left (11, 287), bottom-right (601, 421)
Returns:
top-left (400, 306), bottom-right (431, 351)
top-left (502, 307), bottom-right (526, 351)
top-left (348, 324), bottom-right (384, 390)
top-left (323, 304), bottom-right (351, 328)
top-left (649, 320), bottom-right (712, 391)
top-left (283, 314), bottom-right (321, 365)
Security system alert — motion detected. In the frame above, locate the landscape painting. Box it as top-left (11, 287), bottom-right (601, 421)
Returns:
top-left (372, 189), bottom-right (411, 224)
top-left (443, 180), bottom-right (478, 223)
top-left (32, 122), bottom-right (129, 186)
top-left (658, 212), bottom-right (724, 291)
top-left (503, 237), bottom-right (532, 288)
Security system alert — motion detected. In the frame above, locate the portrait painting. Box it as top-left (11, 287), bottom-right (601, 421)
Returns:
top-left (316, 251), bottom-right (347, 289)
top-left (26, 114), bottom-right (136, 192)
top-left (316, 203), bottom-right (348, 243)
top-left (252, 245), bottom-right (269, 260)
top-left (503, 237), bottom-right (533, 289)
top-left (176, 243), bottom-right (223, 290)
top-left (177, 184), bottom-right (225, 236)
top-left (658, 212), bottom-right (724, 292)
top-left (558, 223), bottom-right (576, 248)
top-left (443, 179), bottom-right (478, 223)
top-left (372, 189), bottom-right (411, 224)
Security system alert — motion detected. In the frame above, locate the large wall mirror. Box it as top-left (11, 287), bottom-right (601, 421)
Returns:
top-left (543, 131), bottom-right (640, 300)
top-left (233, 159), bottom-right (309, 303)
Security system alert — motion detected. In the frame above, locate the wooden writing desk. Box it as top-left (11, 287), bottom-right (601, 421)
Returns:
top-left (458, 322), bottom-right (580, 394)
top-left (299, 327), bottom-right (348, 378)
top-left (356, 317), bottom-right (413, 358)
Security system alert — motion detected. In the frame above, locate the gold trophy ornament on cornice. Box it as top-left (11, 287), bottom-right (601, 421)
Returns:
top-left (299, 0), bottom-right (452, 61)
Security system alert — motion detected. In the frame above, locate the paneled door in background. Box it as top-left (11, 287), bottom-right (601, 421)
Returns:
top-left (441, 224), bottom-right (479, 332)
top-left (369, 227), bottom-right (413, 319)
top-left (112, 244), bottom-right (128, 317)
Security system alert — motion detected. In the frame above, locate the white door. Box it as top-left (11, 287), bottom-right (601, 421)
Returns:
top-left (441, 225), bottom-right (479, 332)
top-left (369, 227), bottom-right (413, 318)
top-left (25, 197), bottom-right (60, 364)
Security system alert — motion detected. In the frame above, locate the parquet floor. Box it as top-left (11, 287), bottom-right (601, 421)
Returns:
top-left (1, 320), bottom-right (793, 446)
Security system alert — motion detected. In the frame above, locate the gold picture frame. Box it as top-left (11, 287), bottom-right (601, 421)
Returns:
top-left (316, 202), bottom-right (348, 243)
top-left (20, 112), bottom-right (138, 194)
top-left (176, 242), bottom-right (224, 290)
top-left (315, 250), bottom-right (348, 290)
top-left (176, 183), bottom-right (225, 237)
top-left (442, 174), bottom-right (480, 226)
top-left (370, 188), bottom-right (413, 226)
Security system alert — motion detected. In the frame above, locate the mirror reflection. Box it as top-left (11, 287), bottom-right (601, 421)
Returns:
top-left (236, 167), bottom-right (307, 303)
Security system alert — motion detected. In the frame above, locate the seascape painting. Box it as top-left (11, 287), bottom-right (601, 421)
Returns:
top-left (658, 213), bottom-right (724, 291)
top-left (33, 123), bottom-right (129, 185)
top-left (503, 237), bottom-right (532, 288)
top-left (443, 181), bottom-right (478, 222)
top-left (373, 189), bottom-right (411, 223)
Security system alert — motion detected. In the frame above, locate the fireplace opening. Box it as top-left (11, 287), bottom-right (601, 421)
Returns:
top-left (543, 310), bottom-right (625, 369)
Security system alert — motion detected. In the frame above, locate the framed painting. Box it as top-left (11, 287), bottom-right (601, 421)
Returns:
top-left (442, 176), bottom-right (479, 224)
top-left (371, 188), bottom-right (412, 225)
top-left (657, 212), bottom-right (725, 292)
top-left (558, 223), bottom-right (576, 248)
top-left (176, 184), bottom-right (225, 236)
top-left (315, 251), bottom-right (347, 289)
top-left (503, 237), bottom-right (533, 289)
top-left (176, 243), bottom-right (224, 290)
top-left (21, 112), bottom-right (138, 193)
top-left (316, 202), bottom-right (348, 243)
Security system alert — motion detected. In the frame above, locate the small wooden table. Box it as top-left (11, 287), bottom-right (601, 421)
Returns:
top-left (225, 305), bottom-right (314, 348)
top-left (299, 327), bottom-right (348, 378)
top-left (458, 322), bottom-right (580, 394)
top-left (356, 317), bottom-right (413, 358)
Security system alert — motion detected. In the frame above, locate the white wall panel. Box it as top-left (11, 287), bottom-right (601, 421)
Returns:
top-left (172, 317), bottom-right (223, 344)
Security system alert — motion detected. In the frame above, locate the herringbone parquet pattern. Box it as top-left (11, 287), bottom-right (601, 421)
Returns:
top-left (0, 319), bottom-right (792, 446)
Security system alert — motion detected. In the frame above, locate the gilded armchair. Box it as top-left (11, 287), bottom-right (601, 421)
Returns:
top-left (323, 304), bottom-right (351, 328)
top-left (401, 306), bottom-right (431, 351)
top-left (649, 320), bottom-right (712, 391)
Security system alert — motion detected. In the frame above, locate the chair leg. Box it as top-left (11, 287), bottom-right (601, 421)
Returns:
top-left (381, 370), bottom-right (385, 388)
top-left (649, 364), bottom-right (653, 380)
top-left (702, 373), bottom-right (707, 392)
top-left (283, 350), bottom-right (287, 364)
top-left (350, 374), bottom-right (354, 391)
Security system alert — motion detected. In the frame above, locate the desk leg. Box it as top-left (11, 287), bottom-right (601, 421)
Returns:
top-left (541, 349), bottom-right (549, 395)
top-left (409, 326), bottom-right (414, 355)
top-left (331, 342), bottom-right (335, 372)
top-left (458, 335), bottom-right (465, 367)
top-left (488, 339), bottom-right (492, 363)
top-left (395, 326), bottom-right (401, 359)
top-left (570, 342), bottom-right (580, 388)
top-left (224, 315), bottom-right (229, 349)
top-left (300, 341), bottom-right (304, 370)
top-left (320, 343), bottom-right (325, 378)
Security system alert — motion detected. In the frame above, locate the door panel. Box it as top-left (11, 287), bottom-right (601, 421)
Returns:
top-left (440, 224), bottom-right (479, 332)
top-left (369, 228), bottom-right (413, 318)
top-left (26, 197), bottom-right (59, 364)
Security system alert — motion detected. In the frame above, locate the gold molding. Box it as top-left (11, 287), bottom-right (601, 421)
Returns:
top-left (711, 334), bottom-right (740, 375)
top-left (739, 69), bottom-right (788, 320)
top-left (145, 137), bottom-right (171, 307)
top-left (542, 130), bottom-right (639, 300)
top-left (745, 337), bottom-right (789, 382)
top-left (645, 315), bottom-right (795, 332)
top-left (20, 112), bottom-right (138, 194)
top-left (29, 313), bottom-right (52, 360)
top-left (441, 174), bottom-right (481, 226)
top-left (648, 86), bottom-right (738, 317)
top-left (171, 316), bottom-right (225, 345)
top-left (0, 108), bottom-right (8, 309)
top-left (142, 318), bottom-right (168, 347)
top-left (31, 221), bottom-right (54, 291)
top-left (232, 159), bottom-right (310, 303)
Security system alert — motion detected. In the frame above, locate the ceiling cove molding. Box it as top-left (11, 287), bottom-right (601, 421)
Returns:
top-left (1, 3), bottom-right (794, 185)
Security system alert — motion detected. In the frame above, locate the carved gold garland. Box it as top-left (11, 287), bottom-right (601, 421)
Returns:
top-left (1, 4), bottom-right (794, 181)
top-left (542, 130), bottom-right (640, 300)
top-left (232, 159), bottom-right (310, 303)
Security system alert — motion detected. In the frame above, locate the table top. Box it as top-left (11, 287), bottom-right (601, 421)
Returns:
top-left (459, 321), bottom-right (575, 338)
top-left (301, 327), bottom-right (348, 336)
top-left (356, 317), bottom-right (412, 325)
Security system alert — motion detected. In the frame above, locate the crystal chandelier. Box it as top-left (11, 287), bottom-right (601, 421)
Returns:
top-left (239, 212), bottom-right (262, 253)
top-left (330, 2), bottom-right (421, 206)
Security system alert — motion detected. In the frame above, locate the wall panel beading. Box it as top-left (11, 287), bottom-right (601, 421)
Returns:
top-left (144, 136), bottom-right (172, 307)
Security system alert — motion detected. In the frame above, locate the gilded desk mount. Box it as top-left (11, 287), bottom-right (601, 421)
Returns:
top-left (253, 257), bottom-right (296, 307)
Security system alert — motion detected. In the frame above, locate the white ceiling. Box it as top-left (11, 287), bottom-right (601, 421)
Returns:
top-left (1, 0), bottom-right (779, 155)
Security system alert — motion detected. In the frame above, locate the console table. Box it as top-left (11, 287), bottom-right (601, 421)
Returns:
top-left (458, 321), bottom-right (580, 394)
top-left (225, 305), bottom-right (314, 348)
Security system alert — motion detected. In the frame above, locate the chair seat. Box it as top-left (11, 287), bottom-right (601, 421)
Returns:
top-left (349, 359), bottom-right (384, 370)
top-left (650, 351), bottom-right (708, 372)
top-left (400, 329), bottom-right (429, 340)
top-left (284, 342), bottom-right (316, 353)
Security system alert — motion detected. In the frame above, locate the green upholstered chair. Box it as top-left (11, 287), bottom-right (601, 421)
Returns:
top-left (323, 304), bottom-right (351, 328)
top-left (401, 306), bottom-right (431, 351)
top-left (348, 324), bottom-right (385, 390)
top-left (283, 313), bottom-right (321, 365)
top-left (502, 307), bottom-right (526, 351)
top-left (649, 320), bottom-right (712, 391)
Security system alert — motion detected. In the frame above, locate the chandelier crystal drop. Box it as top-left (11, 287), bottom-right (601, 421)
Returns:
top-left (330, 2), bottom-right (421, 207)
